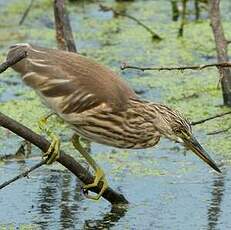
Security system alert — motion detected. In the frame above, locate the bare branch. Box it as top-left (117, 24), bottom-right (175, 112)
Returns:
top-left (0, 50), bottom-right (27, 73)
top-left (0, 52), bottom-right (128, 205)
top-left (19, 0), bottom-right (34, 25)
top-left (171, 0), bottom-right (180, 21)
top-left (99, 4), bottom-right (162, 41)
top-left (178, 0), bottom-right (187, 37)
top-left (209, 0), bottom-right (231, 106)
top-left (54, 0), bottom-right (77, 52)
top-left (0, 112), bottom-right (128, 205)
top-left (207, 126), bottom-right (231, 135)
top-left (0, 160), bottom-right (46, 190)
top-left (120, 62), bottom-right (231, 72)
top-left (191, 111), bottom-right (231, 126)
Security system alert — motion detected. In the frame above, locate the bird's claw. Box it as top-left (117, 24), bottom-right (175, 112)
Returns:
top-left (38, 113), bottom-right (60, 164)
top-left (43, 136), bottom-right (60, 164)
top-left (82, 168), bottom-right (108, 200)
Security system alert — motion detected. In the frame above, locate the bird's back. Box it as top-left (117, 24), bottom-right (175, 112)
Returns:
top-left (7, 43), bottom-right (137, 114)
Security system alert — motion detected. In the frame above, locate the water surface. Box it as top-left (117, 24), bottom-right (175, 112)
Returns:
top-left (0, 0), bottom-right (231, 229)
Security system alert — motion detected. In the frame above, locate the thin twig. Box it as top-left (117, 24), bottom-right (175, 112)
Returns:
top-left (19, 0), bottom-right (34, 25)
top-left (99, 4), bottom-right (162, 41)
top-left (191, 111), bottom-right (231, 126)
top-left (207, 126), bottom-right (231, 135)
top-left (0, 160), bottom-right (46, 189)
top-left (120, 62), bottom-right (231, 72)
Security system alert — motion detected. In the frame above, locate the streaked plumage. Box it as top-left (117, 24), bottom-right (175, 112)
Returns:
top-left (7, 43), bottom-right (220, 175)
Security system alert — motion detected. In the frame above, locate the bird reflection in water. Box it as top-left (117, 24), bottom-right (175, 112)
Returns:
top-left (207, 172), bottom-right (225, 230)
top-left (84, 204), bottom-right (128, 229)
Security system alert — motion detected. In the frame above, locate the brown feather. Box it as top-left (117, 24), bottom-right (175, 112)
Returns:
top-left (7, 44), bottom-right (137, 114)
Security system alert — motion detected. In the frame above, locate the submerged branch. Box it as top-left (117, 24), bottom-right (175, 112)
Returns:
top-left (207, 126), bottom-right (231, 135)
top-left (178, 0), bottom-right (187, 37)
top-left (0, 160), bottom-right (45, 190)
top-left (99, 4), bottom-right (162, 41)
top-left (191, 111), bottom-right (231, 126)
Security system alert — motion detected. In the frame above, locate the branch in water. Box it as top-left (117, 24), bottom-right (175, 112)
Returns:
top-left (0, 51), bottom-right (128, 205)
top-left (0, 160), bottom-right (46, 190)
top-left (99, 4), bottom-right (162, 41)
top-left (191, 111), bottom-right (231, 126)
top-left (0, 111), bottom-right (129, 205)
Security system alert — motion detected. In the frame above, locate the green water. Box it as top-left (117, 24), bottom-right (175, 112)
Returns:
top-left (0, 0), bottom-right (231, 229)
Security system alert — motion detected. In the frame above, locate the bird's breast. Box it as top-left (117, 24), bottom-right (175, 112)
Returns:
top-left (68, 108), bottom-right (160, 149)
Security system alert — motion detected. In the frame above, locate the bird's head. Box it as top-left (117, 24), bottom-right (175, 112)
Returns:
top-left (154, 105), bottom-right (221, 173)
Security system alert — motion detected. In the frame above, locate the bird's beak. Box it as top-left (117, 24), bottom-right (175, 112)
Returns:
top-left (183, 136), bottom-right (221, 173)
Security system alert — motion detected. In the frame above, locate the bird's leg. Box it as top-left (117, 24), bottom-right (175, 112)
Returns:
top-left (71, 134), bottom-right (108, 200)
top-left (38, 113), bottom-right (60, 164)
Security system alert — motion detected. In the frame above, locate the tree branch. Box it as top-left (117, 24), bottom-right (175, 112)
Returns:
top-left (0, 111), bottom-right (128, 205)
top-left (0, 160), bottom-right (46, 190)
top-left (209, 0), bottom-right (231, 106)
top-left (178, 0), bottom-right (187, 37)
top-left (54, 0), bottom-right (77, 52)
top-left (0, 50), bottom-right (128, 205)
top-left (19, 0), bottom-right (34, 25)
top-left (191, 111), bottom-right (231, 126)
top-left (207, 126), bottom-right (231, 135)
top-left (120, 62), bottom-right (231, 72)
top-left (99, 4), bottom-right (162, 41)
top-left (0, 49), bottom-right (27, 73)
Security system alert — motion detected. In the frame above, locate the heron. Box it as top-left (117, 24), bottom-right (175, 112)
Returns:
top-left (6, 43), bottom-right (221, 200)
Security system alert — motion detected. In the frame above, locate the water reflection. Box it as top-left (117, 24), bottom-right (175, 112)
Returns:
top-left (84, 204), bottom-right (128, 229)
top-left (31, 168), bottom-right (127, 229)
top-left (59, 174), bottom-right (83, 229)
top-left (34, 171), bottom-right (61, 229)
top-left (207, 172), bottom-right (225, 230)
top-left (60, 173), bottom-right (76, 230)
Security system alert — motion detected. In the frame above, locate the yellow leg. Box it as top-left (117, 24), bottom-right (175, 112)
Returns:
top-left (38, 113), bottom-right (60, 164)
top-left (71, 134), bottom-right (108, 200)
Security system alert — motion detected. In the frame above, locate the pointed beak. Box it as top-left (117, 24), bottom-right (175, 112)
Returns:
top-left (183, 136), bottom-right (221, 173)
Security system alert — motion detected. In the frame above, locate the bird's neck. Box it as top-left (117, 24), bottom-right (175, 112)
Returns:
top-left (127, 98), bottom-right (158, 124)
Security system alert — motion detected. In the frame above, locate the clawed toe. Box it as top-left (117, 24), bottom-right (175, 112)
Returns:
top-left (82, 168), bottom-right (108, 200)
top-left (43, 136), bottom-right (60, 164)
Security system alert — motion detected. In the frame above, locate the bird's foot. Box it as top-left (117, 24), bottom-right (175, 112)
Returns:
top-left (38, 113), bottom-right (60, 164)
top-left (82, 168), bottom-right (108, 200)
top-left (43, 135), bottom-right (60, 164)
top-left (38, 113), bottom-right (54, 132)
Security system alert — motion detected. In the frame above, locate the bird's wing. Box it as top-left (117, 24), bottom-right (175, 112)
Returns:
top-left (7, 44), bottom-right (137, 114)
